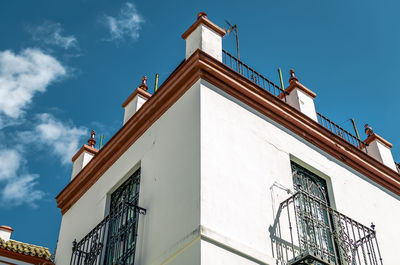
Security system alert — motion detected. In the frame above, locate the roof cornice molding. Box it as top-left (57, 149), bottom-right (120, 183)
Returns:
top-left (56, 49), bottom-right (400, 215)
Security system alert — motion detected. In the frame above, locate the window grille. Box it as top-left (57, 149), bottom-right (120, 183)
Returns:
top-left (270, 162), bottom-right (383, 265)
top-left (70, 169), bottom-right (143, 265)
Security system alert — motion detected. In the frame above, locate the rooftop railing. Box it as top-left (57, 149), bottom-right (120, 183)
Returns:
top-left (221, 50), bottom-right (367, 153)
top-left (269, 191), bottom-right (383, 265)
top-left (317, 113), bottom-right (367, 152)
top-left (222, 50), bottom-right (287, 101)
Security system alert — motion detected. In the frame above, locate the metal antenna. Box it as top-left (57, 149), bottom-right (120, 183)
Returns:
top-left (224, 20), bottom-right (240, 61)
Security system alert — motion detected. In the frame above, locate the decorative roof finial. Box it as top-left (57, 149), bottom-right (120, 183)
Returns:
top-left (139, 76), bottom-right (148, 91)
top-left (88, 130), bottom-right (96, 148)
top-left (371, 222), bottom-right (375, 231)
top-left (364, 124), bottom-right (374, 136)
top-left (289, 69), bottom-right (298, 82)
top-left (197, 12), bottom-right (208, 20)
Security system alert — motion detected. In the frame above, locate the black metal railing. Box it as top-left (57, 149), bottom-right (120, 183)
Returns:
top-left (222, 50), bottom-right (287, 101)
top-left (270, 191), bottom-right (383, 265)
top-left (317, 113), bottom-right (367, 152)
top-left (222, 50), bottom-right (367, 153)
top-left (70, 201), bottom-right (146, 265)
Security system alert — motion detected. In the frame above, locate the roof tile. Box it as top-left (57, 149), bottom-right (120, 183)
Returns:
top-left (0, 238), bottom-right (52, 260)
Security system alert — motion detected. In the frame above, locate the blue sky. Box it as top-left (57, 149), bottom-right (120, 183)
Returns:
top-left (0, 0), bottom-right (399, 252)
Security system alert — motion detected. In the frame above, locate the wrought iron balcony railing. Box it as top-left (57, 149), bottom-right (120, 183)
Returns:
top-left (269, 191), bottom-right (383, 265)
top-left (70, 200), bottom-right (146, 265)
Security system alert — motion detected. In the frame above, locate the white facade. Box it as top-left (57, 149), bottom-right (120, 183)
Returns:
top-left (71, 150), bottom-right (96, 180)
top-left (55, 13), bottom-right (399, 265)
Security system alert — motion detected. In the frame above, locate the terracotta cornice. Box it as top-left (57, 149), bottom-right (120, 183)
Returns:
top-left (181, 16), bottom-right (226, 40)
top-left (0, 248), bottom-right (52, 265)
top-left (71, 145), bottom-right (98, 163)
top-left (365, 133), bottom-right (393, 148)
top-left (122, 87), bottom-right (152, 108)
top-left (286, 80), bottom-right (316, 98)
top-left (57, 49), bottom-right (400, 215)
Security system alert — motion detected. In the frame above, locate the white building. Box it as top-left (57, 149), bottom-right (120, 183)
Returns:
top-left (54, 13), bottom-right (400, 265)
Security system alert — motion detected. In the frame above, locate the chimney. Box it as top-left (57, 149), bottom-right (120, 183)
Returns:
top-left (363, 124), bottom-right (397, 171)
top-left (284, 69), bottom-right (318, 122)
top-left (182, 12), bottom-right (226, 61)
top-left (122, 76), bottom-right (152, 125)
top-left (0, 225), bottom-right (13, 242)
top-left (71, 130), bottom-right (98, 180)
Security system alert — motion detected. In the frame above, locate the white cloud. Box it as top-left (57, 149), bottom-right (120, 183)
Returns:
top-left (0, 149), bottom-right (21, 181)
top-left (103, 2), bottom-right (144, 41)
top-left (0, 48), bottom-right (66, 120)
top-left (21, 113), bottom-right (88, 165)
top-left (0, 148), bottom-right (44, 208)
top-left (28, 21), bottom-right (78, 50)
top-left (1, 174), bottom-right (44, 208)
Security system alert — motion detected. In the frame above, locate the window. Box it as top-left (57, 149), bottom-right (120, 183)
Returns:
top-left (105, 168), bottom-right (141, 265)
top-left (291, 162), bottom-right (337, 264)
top-left (70, 168), bottom-right (144, 265)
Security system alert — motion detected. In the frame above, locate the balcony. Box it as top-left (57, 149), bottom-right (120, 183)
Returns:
top-left (269, 191), bottom-right (383, 265)
top-left (70, 199), bottom-right (146, 265)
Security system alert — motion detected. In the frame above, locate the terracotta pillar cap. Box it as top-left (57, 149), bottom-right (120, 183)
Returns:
top-left (182, 12), bottom-right (225, 39)
top-left (364, 133), bottom-right (393, 149)
top-left (285, 69), bottom-right (316, 98)
top-left (0, 225), bottom-right (14, 232)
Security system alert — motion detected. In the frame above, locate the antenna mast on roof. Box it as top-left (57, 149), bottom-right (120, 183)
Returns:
top-left (225, 20), bottom-right (240, 61)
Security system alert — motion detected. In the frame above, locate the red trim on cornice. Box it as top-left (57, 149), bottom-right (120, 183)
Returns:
top-left (0, 226), bottom-right (13, 233)
top-left (0, 248), bottom-right (52, 265)
top-left (122, 87), bottom-right (152, 108)
top-left (365, 133), bottom-right (393, 148)
top-left (181, 16), bottom-right (226, 40)
top-left (286, 80), bottom-right (316, 98)
top-left (57, 50), bottom-right (400, 215)
top-left (71, 145), bottom-right (98, 163)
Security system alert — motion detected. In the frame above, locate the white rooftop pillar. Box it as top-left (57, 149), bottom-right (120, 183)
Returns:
top-left (364, 124), bottom-right (397, 171)
top-left (284, 69), bottom-right (318, 122)
top-left (71, 130), bottom-right (98, 180)
top-left (122, 76), bottom-right (152, 125)
top-left (182, 12), bottom-right (226, 62)
top-left (0, 225), bottom-right (13, 242)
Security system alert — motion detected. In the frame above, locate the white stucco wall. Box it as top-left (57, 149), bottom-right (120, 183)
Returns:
top-left (200, 80), bottom-right (400, 264)
top-left (57, 77), bottom-right (399, 265)
top-left (366, 140), bottom-right (397, 171)
top-left (185, 25), bottom-right (222, 62)
top-left (123, 94), bottom-right (148, 125)
top-left (56, 80), bottom-right (201, 265)
top-left (286, 88), bottom-right (317, 122)
top-left (0, 231), bottom-right (11, 242)
top-left (71, 151), bottom-right (95, 180)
